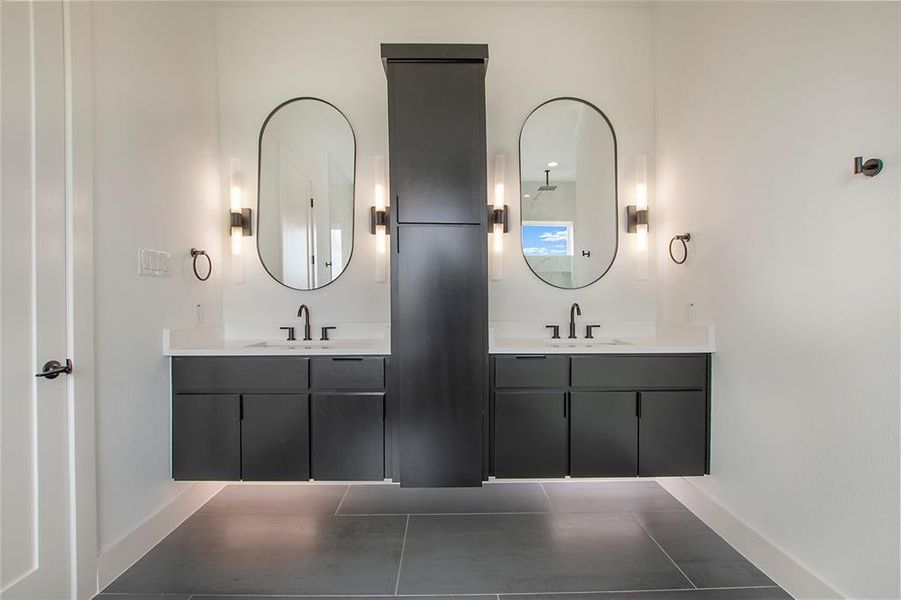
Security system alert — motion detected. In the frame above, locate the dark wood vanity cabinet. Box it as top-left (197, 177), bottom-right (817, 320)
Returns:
top-left (170, 356), bottom-right (386, 482)
top-left (570, 391), bottom-right (638, 477)
top-left (172, 394), bottom-right (241, 480)
top-left (241, 394), bottom-right (310, 481)
top-left (383, 44), bottom-right (489, 487)
top-left (491, 354), bottom-right (711, 479)
top-left (494, 391), bottom-right (567, 478)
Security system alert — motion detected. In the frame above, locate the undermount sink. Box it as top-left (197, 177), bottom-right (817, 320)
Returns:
top-left (547, 339), bottom-right (631, 348)
top-left (248, 340), bottom-right (335, 350)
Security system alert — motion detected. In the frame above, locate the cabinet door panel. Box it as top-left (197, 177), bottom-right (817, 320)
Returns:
top-left (494, 391), bottom-right (566, 478)
top-left (242, 394), bottom-right (309, 481)
top-left (173, 394), bottom-right (240, 480)
top-left (639, 391), bottom-right (706, 476)
top-left (312, 393), bottom-right (385, 481)
top-left (394, 224), bottom-right (486, 487)
top-left (387, 61), bottom-right (486, 224)
top-left (570, 392), bottom-right (638, 477)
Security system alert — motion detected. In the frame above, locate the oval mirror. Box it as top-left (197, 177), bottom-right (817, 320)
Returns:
top-left (519, 98), bottom-right (617, 289)
top-left (258, 98), bottom-right (356, 290)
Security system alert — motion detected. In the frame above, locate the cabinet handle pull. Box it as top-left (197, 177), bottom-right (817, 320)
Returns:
top-left (636, 393), bottom-right (641, 418)
top-left (332, 357), bottom-right (364, 361)
top-left (564, 393), bottom-right (567, 418)
top-left (514, 355), bottom-right (546, 360)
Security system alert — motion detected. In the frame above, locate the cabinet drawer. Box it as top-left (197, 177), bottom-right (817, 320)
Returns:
top-left (494, 355), bottom-right (568, 388)
top-left (311, 357), bottom-right (384, 390)
top-left (571, 355), bottom-right (707, 389)
top-left (172, 357), bottom-right (308, 393)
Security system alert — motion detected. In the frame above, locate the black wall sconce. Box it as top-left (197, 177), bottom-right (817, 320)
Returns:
top-left (854, 156), bottom-right (883, 177)
top-left (369, 206), bottom-right (390, 235)
top-left (230, 208), bottom-right (252, 236)
top-left (489, 204), bottom-right (509, 233)
top-left (626, 205), bottom-right (649, 233)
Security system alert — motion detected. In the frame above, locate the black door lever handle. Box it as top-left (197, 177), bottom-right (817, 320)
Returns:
top-left (36, 359), bottom-right (72, 379)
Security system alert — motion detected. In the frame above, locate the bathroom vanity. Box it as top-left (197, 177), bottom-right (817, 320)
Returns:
top-left (171, 355), bottom-right (388, 481)
top-left (166, 324), bottom-right (713, 483)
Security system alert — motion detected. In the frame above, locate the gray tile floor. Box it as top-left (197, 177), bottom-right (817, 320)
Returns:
top-left (97, 481), bottom-right (792, 600)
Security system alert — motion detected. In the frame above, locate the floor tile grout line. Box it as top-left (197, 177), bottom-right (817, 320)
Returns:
top-left (538, 482), bottom-right (556, 511)
top-left (175, 586), bottom-right (783, 598)
top-left (394, 514), bottom-right (411, 596)
top-left (334, 485), bottom-right (351, 515)
top-left (629, 513), bottom-right (697, 590)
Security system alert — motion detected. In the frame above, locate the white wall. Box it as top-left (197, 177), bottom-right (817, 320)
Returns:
top-left (214, 3), bottom-right (657, 333)
top-left (91, 1), bottom-right (222, 552)
top-left (653, 3), bottom-right (900, 598)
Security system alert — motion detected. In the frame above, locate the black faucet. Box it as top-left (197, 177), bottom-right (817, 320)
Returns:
top-left (568, 302), bottom-right (581, 339)
top-left (297, 304), bottom-right (313, 341)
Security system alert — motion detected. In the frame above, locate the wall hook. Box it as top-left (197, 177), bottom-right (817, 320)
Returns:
top-left (669, 234), bottom-right (691, 265)
top-left (854, 156), bottom-right (883, 177)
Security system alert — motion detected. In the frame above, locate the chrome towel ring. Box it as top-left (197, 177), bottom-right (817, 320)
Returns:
top-left (669, 234), bottom-right (691, 265)
top-left (190, 248), bottom-right (212, 281)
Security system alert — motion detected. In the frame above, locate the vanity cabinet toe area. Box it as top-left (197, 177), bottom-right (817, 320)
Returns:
top-left (171, 356), bottom-right (386, 481)
top-left (490, 353), bottom-right (711, 478)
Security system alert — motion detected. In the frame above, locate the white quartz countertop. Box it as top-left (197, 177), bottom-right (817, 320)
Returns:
top-left (163, 325), bottom-right (389, 356)
top-left (164, 322), bottom-right (713, 357)
top-left (489, 337), bottom-right (712, 354)
top-left (490, 322), bottom-right (714, 354)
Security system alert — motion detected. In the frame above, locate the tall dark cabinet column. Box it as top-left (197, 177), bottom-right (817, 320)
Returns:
top-left (382, 44), bottom-right (489, 487)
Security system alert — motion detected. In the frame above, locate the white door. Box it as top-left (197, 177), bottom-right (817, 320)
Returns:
top-left (1, 2), bottom-right (74, 599)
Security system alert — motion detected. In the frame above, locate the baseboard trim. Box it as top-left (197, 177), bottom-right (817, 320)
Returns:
top-left (96, 481), bottom-right (225, 592)
top-left (657, 477), bottom-right (846, 600)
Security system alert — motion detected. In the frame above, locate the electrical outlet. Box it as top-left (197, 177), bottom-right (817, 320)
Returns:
top-left (138, 248), bottom-right (171, 277)
top-left (686, 302), bottom-right (697, 324)
top-left (193, 303), bottom-right (205, 326)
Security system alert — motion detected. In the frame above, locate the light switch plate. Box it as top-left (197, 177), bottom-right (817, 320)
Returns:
top-left (138, 248), bottom-right (171, 277)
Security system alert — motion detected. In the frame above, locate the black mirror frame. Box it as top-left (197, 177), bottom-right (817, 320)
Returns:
top-left (256, 96), bottom-right (357, 292)
top-left (518, 96), bottom-right (619, 290)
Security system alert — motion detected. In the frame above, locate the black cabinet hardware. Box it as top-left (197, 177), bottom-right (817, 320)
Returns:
top-left (585, 324), bottom-right (602, 339)
top-left (545, 325), bottom-right (561, 339)
top-left (320, 326), bottom-right (336, 341)
top-left (515, 355), bottom-right (546, 359)
top-left (279, 326), bottom-right (296, 341)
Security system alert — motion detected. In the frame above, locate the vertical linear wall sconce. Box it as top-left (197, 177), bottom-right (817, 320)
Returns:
top-left (489, 155), bottom-right (509, 280)
top-left (371, 156), bottom-right (389, 282)
top-left (229, 158), bottom-right (252, 256)
top-left (626, 154), bottom-right (649, 280)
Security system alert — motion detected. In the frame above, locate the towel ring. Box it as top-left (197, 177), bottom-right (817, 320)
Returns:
top-left (669, 234), bottom-right (691, 265)
top-left (190, 248), bottom-right (212, 281)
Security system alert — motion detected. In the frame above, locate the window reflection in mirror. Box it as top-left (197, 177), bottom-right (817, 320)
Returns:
top-left (519, 98), bottom-right (617, 289)
top-left (258, 98), bottom-right (355, 290)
